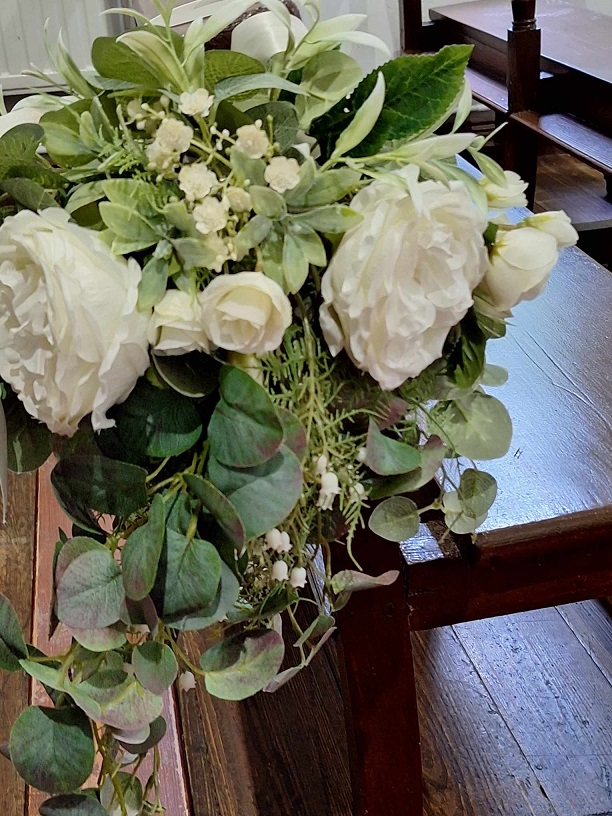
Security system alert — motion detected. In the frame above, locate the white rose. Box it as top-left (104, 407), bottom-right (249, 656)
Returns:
top-left (320, 165), bottom-right (488, 391)
top-left (149, 289), bottom-right (210, 355)
top-left (200, 271), bottom-right (291, 354)
top-left (0, 209), bottom-right (150, 436)
top-left (480, 170), bottom-right (528, 209)
top-left (480, 226), bottom-right (559, 311)
top-left (522, 210), bottom-right (578, 248)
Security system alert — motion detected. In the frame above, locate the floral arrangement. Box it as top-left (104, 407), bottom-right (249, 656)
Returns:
top-left (0, 0), bottom-right (577, 812)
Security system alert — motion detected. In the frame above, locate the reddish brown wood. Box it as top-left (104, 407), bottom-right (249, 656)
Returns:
top-left (334, 534), bottom-right (423, 816)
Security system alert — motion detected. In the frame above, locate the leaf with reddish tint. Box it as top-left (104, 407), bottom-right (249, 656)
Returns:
top-left (365, 420), bottom-right (421, 476)
top-left (277, 408), bottom-right (308, 461)
top-left (184, 475), bottom-right (246, 548)
top-left (200, 629), bottom-right (285, 700)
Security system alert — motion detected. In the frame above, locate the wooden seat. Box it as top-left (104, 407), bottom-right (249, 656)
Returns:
top-left (336, 234), bottom-right (612, 814)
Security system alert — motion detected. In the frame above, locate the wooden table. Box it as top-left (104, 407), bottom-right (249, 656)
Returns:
top-left (337, 239), bottom-right (612, 815)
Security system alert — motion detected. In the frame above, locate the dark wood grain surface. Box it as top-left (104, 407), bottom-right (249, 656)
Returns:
top-left (0, 473), bottom-right (36, 816)
top-left (430, 0), bottom-right (612, 85)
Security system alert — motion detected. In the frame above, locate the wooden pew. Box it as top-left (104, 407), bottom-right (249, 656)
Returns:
top-left (336, 235), bottom-right (612, 815)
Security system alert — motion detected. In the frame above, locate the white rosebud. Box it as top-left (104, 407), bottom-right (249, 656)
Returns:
top-left (272, 560), bottom-right (289, 582)
top-left (480, 170), bottom-right (528, 209)
top-left (148, 289), bottom-right (210, 355)
top-left (179, 89), bottom-right (215, 117)
top-left (314, 454), bottom-right (328, 477)
top-left (319, 166), bottom-right (487, 391)
top-left (199, 271), bottom-right (292, 354)
top-left (235, 123), bottom-right (270, 159)
top-left (289, 567), bottom-right (307, 589)
top-left (265, 528), bottom-right (283, 551)
top-left (522, 210), bottom-right (578, 249)
top-left (225, 186), bottom-right (252, 213)
top-left (178, 671), bottom-right (197, 693)
top-left (193, 197), bottom-right (229, 235)
top-left (357, 447), bottom-right (367, 463)
top-left (480, 226), bottom-right (559, 311)
top-left (264, 156), bottom-right (301, 194)
top-left (178, 163), bottom-right (218, 202)
top-left (0, 209), bottom-right (150, 436)
top-left (317, 471), bottom-right (341, 511)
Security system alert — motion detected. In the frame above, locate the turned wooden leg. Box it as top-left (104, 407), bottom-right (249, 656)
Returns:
top-left (334, 541), bottom-right (423, 816)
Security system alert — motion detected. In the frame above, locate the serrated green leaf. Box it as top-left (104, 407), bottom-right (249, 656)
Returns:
top-left (10, 706), bottom-right (94, 795)
top-left (368, 496), bottom-right (420, 542)
top-left (205, 50), bottom-right (265, 92)
top-left (332, 71), bottom-right (385, 159)
top-left (0, 177), bottom-right (57, 210)
top-left (200, 629), bottom-right (285, 701)
top-left (247, 101), bottom-right (298, 152)
top-left (92, 36), bottom-right (163, 88)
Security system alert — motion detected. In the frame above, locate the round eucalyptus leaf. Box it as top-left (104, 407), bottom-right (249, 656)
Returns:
top-left (365, 420), bottom-right (421, 476)
top-left (0, 592), bottom-right (27, 672)
top-left (56, 548), bottom-right (125, 630)
top-left (152, 351), bottom-right (220, 398)
top-left (200, 629), bottom-right (285, 701)
top-left (122, 493), bottom-right (166, 601)
top-left (132, 642), bottom-right (178, 695)
top-left (168, 562), bottom-right (240, 631)
top-left (40, 793), bottom-right (106, 816)
top-left (368, 496), bottom-right (420, 542)
top-left (427, 392), bottom-right (512, 461)
top-left (69, 624), bottom-right (127, 653)
top-left (115, 715), bottom-right (166, 755)
top-left (184, 475), bottom-right (246, 548)
top-left (77, 670), bottom-right (163, 731)
top-left (10, 706), bottom-right (94, 794)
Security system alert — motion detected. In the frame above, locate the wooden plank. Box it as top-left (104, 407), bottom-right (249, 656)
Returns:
top-left (31, 462), bottom-right (191, 814)
top-left (454, 609), bottom-right (612, 816)
top-left (466, 66), bottom-right (508, 112)
top-left (512, 111), bottom-right (612, 175)
top-left (535, 153), bottom-right (612, 232)
top-left (0, 471), bottom-right (36, 816)
top-left (414, 626), bottom-right (560, 816)
top-left (557, 601), bottom-right (612, 686)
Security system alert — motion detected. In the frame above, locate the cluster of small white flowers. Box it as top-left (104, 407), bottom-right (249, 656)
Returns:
top-left (193, 196), bottom-right (230, 235)
top-left (264, 156), bottom-right (300, 194)
top-left (265, 528), bottom-right (292, 553)
top-left (235, 121), bottom-right (271, 159)
top-left (178, 163), bottom-right (218, 203)
top-left (313, 454), bottom-right (342, 511)
top-left (146, 116), bottom-right (193, 176)
top-left (179, 88), bottom-right (215, 118)
top-left (271, 560), bottom-right (307, 588)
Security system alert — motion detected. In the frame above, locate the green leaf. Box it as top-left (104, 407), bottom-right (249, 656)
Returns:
top-left (0, 177), bottom-right (57, 210)
top-left (10, 706), bottom-right (94, 794)
top-left (215, 72), bottom-right (306, 101)
top-left (249, 186), bottom-right (287, 220)
top-left (132, 642), bottom-right (178, 695)
top-left (107, 379), bottom-right (202, 459)
top-left (56, 547), bottom-right (125, 629)
top-left (331, 569), bottom-right (399, 595)
top-left (331, 71), bottom-right (386, 159)
top-left (446, 310), bottom-right (486, 389)
top-left (55, 537), bottom-right (105, 585)
top-left (247, 101), bottom-right (298, 152)
top-left (209, 445), bottom-right (303, 539)
top-left (76, 670), bottom-right (163, 730)
top-left (138, 255), bottom-right (170, 310)
top-left (100, 772), bottom-right (143, 816)
top-left (205, 50), bottom-right (265, 91)
top-left (442, 489), bottom-right (485, 534)
top-left (184, 475), bottom-right (246, 549)
top-left (200, 629), bottom-right (285, 701)
top-left (235, 214), bottom-right (273, 259)
top-left (51, 454), bottom-right (148, 530)
top-left (367, 436), bottom-right (445, 499)
top-left (152, 351), bottom-right (220, 399)
top-left (114, 715), bottom-right (166, 754)
top-left (0, 123), bottom-right (44, 161)
top-left (99, 202), bottom-right (160, 249)
top-left (208, 366), bottom-right (284, 469)
top-left (458, 468), bottom-right (497, 518)
top-left (315, 45), bottom-right (472, 160)
top-left (282, 230), bottom-right (309, 293)
top-left (40, 102), bottom-right (96, 168)
top-left (428, 392), bottom-right (513, 460)
top-left (91, 36), bottom-right (161, 88)
top-left (40, 794), bottom-right (107, 816)
top-left (297, 168), bottom-right (362, 208)
top-left (368, 496), bottom-right (420, 542)
top-left (167, 561), bottom-right (240, 631)
top-left (3, 394), bottom-right (53, 472)
top-left (152, 530), bottom-right (222, 623)
top-left (276, 408), bottom-right (307, 461)
top-left (122, 494), bottom-right (166, 602)
top-left (365, 420), bottom-right (421, 476)
top-left (296, 51), bottom-right (362, 128)
top-left (230, 148), bottom-right (266, 186)
top-left (480, 364), bottom-right (508, 387)
top-left (69, 624), bottom-right (127, 653)
top-left (0, 592), bottom-right (27, 671)
top-left (65, 181), bottom-right (105, 215)
top-left (291, 205), bottom-right (362, 234)
top-left (287, 225), bottom-right (327, 267)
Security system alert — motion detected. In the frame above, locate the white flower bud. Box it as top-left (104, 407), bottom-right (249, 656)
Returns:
top-left (289, 567), bottom-right (307, 588)
top-left (193, 197), bottom-right (229, 235)
top-left (357, 447), bottom-right (367, 463)
top-left (272, 560), bottom-right (289, 582)
top-left (265, 528), bottom-right (283, 551)
top-left (317, 471), bottom-right (341, 511)
top-left (522, 210), bottom-right (578, 249)
top-left (480, 170), bottom-right (528, 209)
top-left (179, 671), bottom-right (197, 693)
top-left (314, 454), bottom-right (328, 477)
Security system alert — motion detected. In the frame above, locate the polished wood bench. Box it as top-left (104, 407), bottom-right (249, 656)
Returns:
top-left (336, 239), bottom-right (612, 814)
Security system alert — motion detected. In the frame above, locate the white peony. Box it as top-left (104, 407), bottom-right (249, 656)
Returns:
top-left (480, 226), bottom-right (559, 311)
top-left (200, 271), bottom-right (291, 354)
top-left (480, 170), bottom-right (528, 209)
top-left (320, 165), bottom-right (488, 391)
top-left (149, 289), bottom-right (210, 355)
top-left (0, 209), bottom-right (150, 436)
